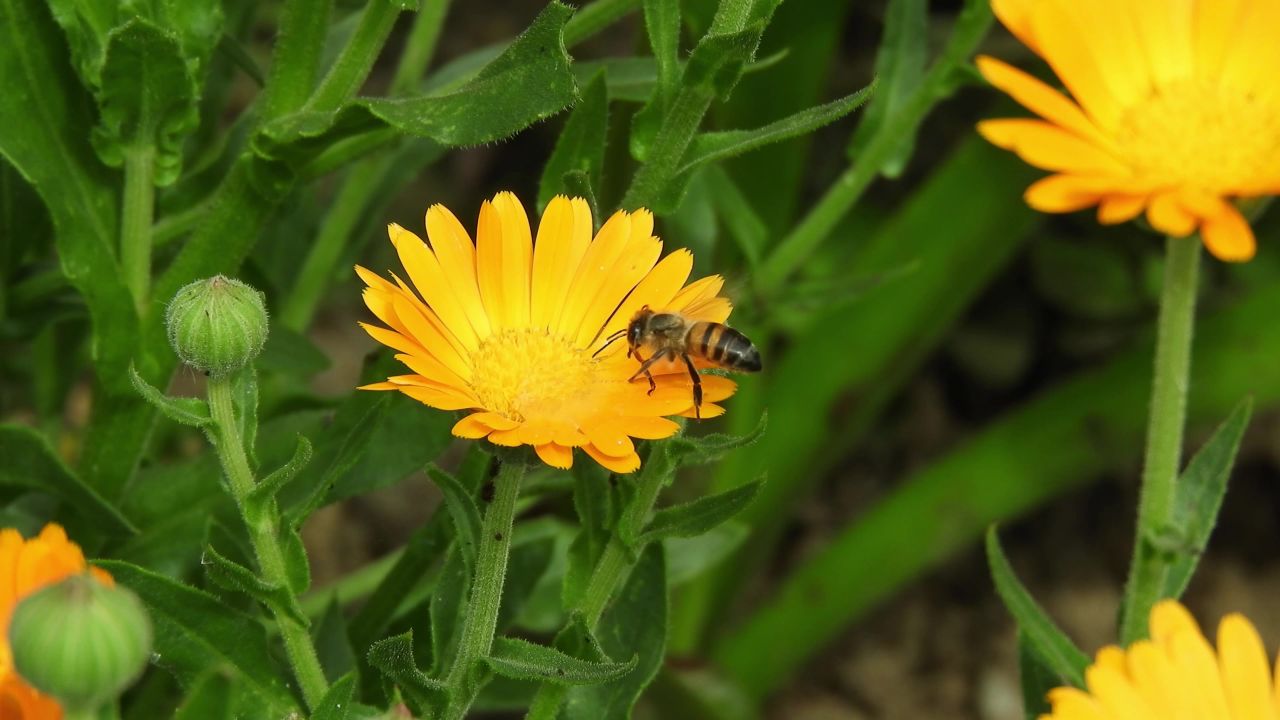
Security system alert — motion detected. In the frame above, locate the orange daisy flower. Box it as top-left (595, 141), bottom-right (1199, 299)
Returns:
top-left (1042, 600), bottom-right (1280, 719)
top-left (977, 0), bottom-right (1280, 261)
top-left (357, 192), bottom-right (739, 473)
top-left (0, 523), bottom-right (113, 720)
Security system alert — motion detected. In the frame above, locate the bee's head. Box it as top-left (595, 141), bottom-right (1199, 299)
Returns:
top-left (627, 306), bottom-right (653, 353)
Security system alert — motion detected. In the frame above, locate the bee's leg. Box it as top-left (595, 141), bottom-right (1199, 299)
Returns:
top-left (680, 353), bottom-right (703, 419)
top-left (628, 350), bottom-right (664, 395)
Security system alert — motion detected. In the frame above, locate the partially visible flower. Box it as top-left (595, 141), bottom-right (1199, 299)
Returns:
top-left (1041, 600), bottom-right (1279, 719)
top-left (357, 192), bottom-right (739, 473)
top-left (977, 0), bottom-right (1280, 261)
top-left (1, 523), bottom-right (113, 720)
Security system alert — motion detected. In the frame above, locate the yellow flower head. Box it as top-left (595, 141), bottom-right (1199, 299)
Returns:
top-left (0, 523), bottom-right (113, 720)
top-left (977, 0), bottom-right (1280, 261)
top-left (1043, 600), bottom-right (1280, 719)
top-left (357, 192), bottom-right (739, 473)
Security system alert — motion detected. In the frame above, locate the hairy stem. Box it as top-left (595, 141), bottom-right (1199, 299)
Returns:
top-left (1119, 236), bottom-right (1201, 643)
top-left (120, 145), bottom-right (155, 315)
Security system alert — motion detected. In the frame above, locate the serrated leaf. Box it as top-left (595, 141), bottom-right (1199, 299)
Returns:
top-left (846, 0), bottom-right (926, 175)
top-left (1018, 632), bottom-right (1057, 719)
top-left (428, 465), bottom-right (483, 570)
top-left (539, 71), bottom-right (608, 210)
top-left (668, 411), bottom-right (767, 467)
top-left (260, 2), bottom-right (577, 161)
top-left (0, 424), bottom-right (136, 535)
top-left (97, 560), bottom-right (298, 711)
top-left (986, 528), bottom-right (1088, 687)
top-left (680, 85), bottom-right (874, 175)
top-left (312, 673), bottom-right (356, 720)
top-left (368, 631), bottom-right (448, 716)
top-left (129, 365), bottom-right (211, 428)
top-left (1161, 398), bottom-right (1253, 598)
top-left (173, 669), bottom-right (235, 720)
top-left (280, 523), bottom-right (311, 595)
top-left (638, 480), bottom-right (762, 545)
top-left (487, 637), bottom-right (636, 685)
top-left (202, 544), bottom-right (308, 627)
top-left (562, 544), bottom-right (668, 719)
top-left (684, 23), bottom-right (766, 100)
top-left (247, 435), bottom-right (313, 514)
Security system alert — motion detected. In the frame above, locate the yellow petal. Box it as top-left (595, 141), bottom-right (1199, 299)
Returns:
top-left (535, 443), bottom-right (574, 469)
top-left (975, 56), bottom-right (1109, 148)
top-left (425, 204), bottom-right (491, 339)
top-left (492, 191), bottom-right (534, 327)
top-left (394, 353), bottom-right (469, 391)
top-left (1201, 202), bottom-right (1256, 262)
top-left (530, 196), bottom-right (592, 329)
top-left (977, 119), bottom-right (1125, 174)
top-left (1045, 686), bottom-right (1109, 720)
top-left (1085, 664), bottom-right (1158, 720)
top-left (400, 384), bottom-right (477, 411)
top-left (1023, 174), bottom-right (1109, 213)
top-left (1129, 0), bottom-right (1193, 90)
top-left (583, 444), bottom-right (640, 474)
top-left (1027, 1), bottom-right (1124, 129)
top-left (1218, 613), bottom-right (1277, 720)
top-left (574, 232), bottom-right (662, 348)
top-left (990, 0), bottom-right (1037, 52)
top-left (1192, 0), bottom-right (1247, 79)
top-left (389, 223), bottom-right (480, 351)
top-left (617, 415), bottom-right (681, 440)
top-left (390, 295), bottom-right (472, 380)
top-left (359, 322), bottom-right (426, 357)
top-left (555, 209), bottom-right (634, 340)
top-left (1097, 195), bottom-right (1146, 225)
top-left (1147, 192), bottom-right (1197, 237)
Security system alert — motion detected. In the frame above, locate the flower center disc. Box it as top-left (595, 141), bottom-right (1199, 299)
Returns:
top-left (467, 329), bottom-right (599, 422)
top-left (1117, 80), bottom-right (1280, 192)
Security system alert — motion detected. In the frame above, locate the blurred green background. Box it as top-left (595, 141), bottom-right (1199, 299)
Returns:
top-left (5, 0), bottom-right (1280, 717)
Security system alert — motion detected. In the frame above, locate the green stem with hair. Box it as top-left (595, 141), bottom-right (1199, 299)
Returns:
top-left (120, 145), bottom-right (155, 315)
top-left (1119, 236), bottom-right (1202, 643)
top-left (206, 375), bottom-right (329, 710)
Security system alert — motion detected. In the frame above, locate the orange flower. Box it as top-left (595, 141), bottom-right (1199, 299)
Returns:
top-left (977, 0), bottom-right (1280, 261)
top-left (1042, 600), bottom-right (1280, 719)
top-left (357, 192), bottom-right (739, 473)
top-left (0, 523), bottom-right (113, 720)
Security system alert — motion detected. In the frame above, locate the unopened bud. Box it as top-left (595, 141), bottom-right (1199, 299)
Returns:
top-left (166, 275), bottom-right (268, 377)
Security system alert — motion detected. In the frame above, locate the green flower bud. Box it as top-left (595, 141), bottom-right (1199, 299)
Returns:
top-left (10, 574), bottom-right (153, 712)
top-left (166, 275), bottom-right (268, 377)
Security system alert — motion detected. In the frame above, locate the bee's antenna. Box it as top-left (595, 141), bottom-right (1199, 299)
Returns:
top-left (592, 328), bottom-right (627, 358)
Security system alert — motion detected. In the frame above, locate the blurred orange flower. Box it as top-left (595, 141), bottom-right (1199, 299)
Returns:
top-left (357, 192), bottom-right (738, 473)
top-left (977, 0), bottom-right (1280, 261)
top-left (0, 524), bottom-right (113, 720)
top-left (1042, 600), bottom-right (1279, 719)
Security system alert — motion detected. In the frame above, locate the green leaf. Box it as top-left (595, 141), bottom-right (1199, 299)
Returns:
top-left (202, 544), bottom-right (308, 627)
top-left (283, 397), bottom-right (384, 525)
top-left (564, 462), bottom-right (614, 609)
top-left (668, 411), bottom-right (767, 467)
top-left (680, 85), bottom-right (874, 176)
top-left (313, 597), bottom-right (358, 684)
top-left (429, 548), bottom-right (470, 674)
top-left (129, 365), bottom-right (212, 428)
top-left (665, 521), bottom-right (749, 585)
top-left (260, 2), bottom-right (577, 158)
top-left (704, 165), bottom-right (767, 268)
top-left (0, 424), bottom-right (136, 535)
top-left (629, 0), bottom-right (682, 161)
top-left (1161, 398), bottom-right (1253, 598)
top-left (92, 20), bottom-right (196, 184)
top-left (367, 631), bottom-right (448, 715)
top-left (246, 435), bottom-right (313, 515)
top-left (1018, 633), bottom-right (1057, 719)
top-left (498, 531), bottom-right (557, 631)
top-left (638, 480), bottom-right (762, 544)
top-left (97, 560), bottom-right (298, 711)
top-left (487, 637), bottom-right (636, 686)
top-left (280, 523), bottom-right (311, 595)
top-left (232, 368), bottom-right (260, 467)
top-left (846, 0), bottom-right (926, 176)
top-left (173, 669), bottom-right (235, 720)
top-left (684, 23), bottom-right (766, 100)
top-left (538, 70), bottom-right (608, 210)
top-left (312, 673), bottom-right (356, 720)
top-left (258, 324), bottom-right (331, 376)
top-left (428, 465), bottom-right (483, 570)
top-left (985, 527), bottom-right (1088, 687)
top-left (0, 0), bottom-right (130, 397)
top-left (563, 543), bottom-right (668, 719)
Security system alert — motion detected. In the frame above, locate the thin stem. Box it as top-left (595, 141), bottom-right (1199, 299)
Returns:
top-left (1119, 236), bottom-right (1201, 643)
top-left (389, 0), bottom-right (451, 95)
top-left (207, 376), bottom-right (329, 710)
top-left (525, 456), bottom-right (672, 719)
top-left (260, 0), bottom-right (333, 121)
top-left (563, 0), bottom-right (640, 46)
top-left (120, 146), bottom-right (155, 315)
top-left (442, 460), bottom-right (526, 720)
top-left (306, 0), bottom-right (403, 115)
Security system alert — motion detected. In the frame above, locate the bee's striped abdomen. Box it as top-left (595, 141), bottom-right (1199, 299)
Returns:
top-left (688, 322), bottom-right (763, 372)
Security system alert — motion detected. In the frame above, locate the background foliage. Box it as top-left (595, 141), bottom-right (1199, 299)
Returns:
top-left (4, 0), bottom-right (1280, 717)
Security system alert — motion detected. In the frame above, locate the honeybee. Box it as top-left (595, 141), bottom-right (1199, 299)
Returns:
top-left (596, 306), bottom-right (762, 418)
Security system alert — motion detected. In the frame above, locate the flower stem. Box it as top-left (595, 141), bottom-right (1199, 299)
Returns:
top-left (306, 0), bottom-right (402, 115)
top-left (206, 375), bottom-right (328, 709)
top-left (525, 455), bottom-right (672, 719)
top-left (441, 460), bottom-right (526, 720)
top-left (120, 145), bottom-right (155, 316)
top-left (1119, 236), bottom-right (1201, 644)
